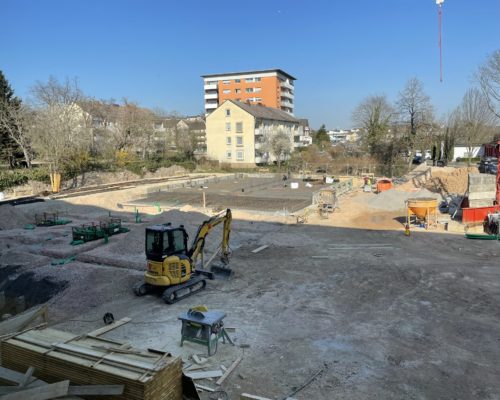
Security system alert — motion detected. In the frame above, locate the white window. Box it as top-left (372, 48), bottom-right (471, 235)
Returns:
top-left (225, 122), bottom-right (231, 131)
top-left (236, 151), bottom-right (244, 161)
top-left (245, 78), bottom-right (254, 82)
top-left (226, 151), bottom-right (232, 159)
top-left (255, 97), bottom-right (262, 102)
top-left (236, 136), bottom-right (243, 146)
top-left (254, 87), bottom-right (262, 92)
top-left (226, 136), bottom-right (232, 145)
top-left (222, 80), bottom-right (230, 84)
top-left (236, 122), bottom-right (243, 133)
top-left (223, 89), bottom-right (231, 94)
top-left (255, 77), bottom-right (261, 82)
top-left (235, 79), bottom-right (241, 83)
top-left (246, 88), bottom-right (253, 93)
top-left (225, 109), bottom-right (231, 117)
top-left (235, 88), bottom-right (241, 94)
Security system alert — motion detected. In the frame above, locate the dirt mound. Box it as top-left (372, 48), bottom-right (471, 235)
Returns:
top-left (0, 205), bottom-right (31, 230)
top-left (397, 166), bottom-right (478, 195)
top-left (426, 166), bottom-right (478, 195)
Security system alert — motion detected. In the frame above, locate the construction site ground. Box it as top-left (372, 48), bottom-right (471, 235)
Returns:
top-left (0, 168), bottom-right (499, 399)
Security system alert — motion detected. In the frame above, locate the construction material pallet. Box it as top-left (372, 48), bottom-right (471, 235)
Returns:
top-left (1, 328), bottom-right (182, 400)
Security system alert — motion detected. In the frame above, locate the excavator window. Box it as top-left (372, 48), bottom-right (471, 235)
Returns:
top-left (146, 228), bottom-right (188, 260)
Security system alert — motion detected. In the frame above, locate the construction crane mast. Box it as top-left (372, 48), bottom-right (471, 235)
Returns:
top-left (436, 0), bottom-right (444, 82)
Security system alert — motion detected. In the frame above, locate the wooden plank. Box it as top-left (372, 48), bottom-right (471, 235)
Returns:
top-left (67, 384), bottom-right (124, 395)
top-left (0, 380), bottom-right (69, 400)
top-left (184, 370), bottom-right (223, 380)
top-left (0, 366), bottom-right (28, 385)
top-left (0, 306), bottom-right (48, 337)
top-left (54, 343), bottom-right (157, 371)
top-left (192, 355), bottom-right (206, 365)
top-left (194, 383), bottom-right (215, 392)
top-left (216, 356), bottom-right (242, 385)
top-left (240, 394), bottom-right (273, 400)
top-left (86, 318), bottom-right (131, 337)
top-left (91, 345), bottom-right (156, 358)
top-left (17, 367), bottom-right (34, 387)
top-left (251, 245), bottom-right (268, 254)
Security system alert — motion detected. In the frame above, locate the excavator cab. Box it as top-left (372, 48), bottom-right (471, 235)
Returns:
top-left (145, 224), bottom-right (189, 262)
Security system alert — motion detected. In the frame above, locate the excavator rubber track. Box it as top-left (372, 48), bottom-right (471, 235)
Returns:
top-left (161, 276), bottom-right (207, 304)
top-left (133, 282), bottom-right (155, 296)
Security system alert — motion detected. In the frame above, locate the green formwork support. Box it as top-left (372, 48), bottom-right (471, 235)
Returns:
top-left (71, 218), bottom-right (128, 243)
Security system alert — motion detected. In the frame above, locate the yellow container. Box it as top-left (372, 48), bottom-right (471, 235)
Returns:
top-left (406, 197), bottom-right (438, 219)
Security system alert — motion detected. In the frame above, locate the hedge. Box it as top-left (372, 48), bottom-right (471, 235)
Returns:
top-left (0, 168), bottom-right (51, 191)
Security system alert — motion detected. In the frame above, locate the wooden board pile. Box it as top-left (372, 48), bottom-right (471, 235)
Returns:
top-left (1, 328), bottom-right (182, 400)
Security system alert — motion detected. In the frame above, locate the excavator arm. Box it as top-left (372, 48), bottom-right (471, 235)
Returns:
top-left (188, 208), bottom-right (232, 268)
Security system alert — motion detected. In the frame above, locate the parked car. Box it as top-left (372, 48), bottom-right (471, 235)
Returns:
top-left (412, 155), bottom-right (422, 165)
top-left (478, 157), bottom-right (498, 174)
top-left (487, 163), bottom-right (498, 175)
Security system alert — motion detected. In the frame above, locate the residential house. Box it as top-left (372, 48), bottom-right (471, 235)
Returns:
top-left (206, 100), bottom-right (300, 168)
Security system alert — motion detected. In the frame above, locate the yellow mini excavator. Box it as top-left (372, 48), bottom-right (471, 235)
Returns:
top-left (133, 209), bottom-right (232, 303)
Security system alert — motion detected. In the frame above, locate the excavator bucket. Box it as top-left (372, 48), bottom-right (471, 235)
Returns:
top-left (210, 262), bottom-right (233, 280)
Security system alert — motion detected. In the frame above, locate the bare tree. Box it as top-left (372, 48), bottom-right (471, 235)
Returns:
top-left (455, 88), bottom-right (496, 165)
top-left (0, 101), bottom-right (34, 167)
top-left (477, 50), bottom-right (500, 119)
top-left (352, 95), bottom-right (393, 157)
top-left (268, 130), bottom-right (292, 168)
top-left (396, 78), bottom-right (435, 166)
top-left (103, 99), bottom-right (153, 157)
top-left (29, 77), bottom-right (91, 179)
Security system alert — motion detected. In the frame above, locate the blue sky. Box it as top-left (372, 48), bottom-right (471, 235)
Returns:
top-left (1, 0), bottom-right (499, 129)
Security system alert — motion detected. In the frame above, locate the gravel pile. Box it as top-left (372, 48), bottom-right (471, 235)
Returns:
top-left (366, 188), bottom-right (440, 211)
top-left (0, 205), bottom-right (31, 230)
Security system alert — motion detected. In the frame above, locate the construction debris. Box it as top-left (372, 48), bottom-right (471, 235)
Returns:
top-left (216, 356), bottom-right (242, 385)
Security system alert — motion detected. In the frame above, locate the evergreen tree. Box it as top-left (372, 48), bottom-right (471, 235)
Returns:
top-left (0, 71), bottom-right (23, 167)
top-left (313, 124), bottom-right (330, 149)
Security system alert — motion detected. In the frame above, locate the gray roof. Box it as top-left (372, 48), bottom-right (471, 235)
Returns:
top-left (229, 100), bottom-right (299, 123)
top-left (298, 118), bottom-right (309, 127)
top-left (202, 69), bottom-right (296, 81)
top-left (184, 120), bottom-right (206, 130)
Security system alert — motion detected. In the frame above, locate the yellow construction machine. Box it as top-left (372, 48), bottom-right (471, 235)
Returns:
top-left (133, 209), bottom-right (232, 303)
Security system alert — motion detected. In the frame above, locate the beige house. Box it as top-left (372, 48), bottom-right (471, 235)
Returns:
top-left (206, 100), bottom-right (300, 167)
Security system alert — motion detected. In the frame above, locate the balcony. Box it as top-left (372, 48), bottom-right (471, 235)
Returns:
top-left (281, 100), bottom-right (294, 108)
top-left (204, 92), bottom-right (218, 100)
top-left (281, 81), bottom-right (294, 90)
top-left (205, 102), bottom-right (218, 110)
top-left (204, 83), bottom-right (217, 90)
top-left (280, 90), bottom-right (294, 99)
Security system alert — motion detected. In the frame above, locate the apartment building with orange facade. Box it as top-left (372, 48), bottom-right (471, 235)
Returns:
top-left (202, 69), bottom-right (296, 116)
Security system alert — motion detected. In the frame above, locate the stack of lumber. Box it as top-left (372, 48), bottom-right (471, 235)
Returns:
top-left (1, 328), bottom-right (182, 400)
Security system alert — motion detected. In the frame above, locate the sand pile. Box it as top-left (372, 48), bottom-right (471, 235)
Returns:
top-left (0, 205), bottom-right (31, 230)
top-left (426, 166), bottom-right (478, 195)
top-left (366, 188), bottom-right (440, 211)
